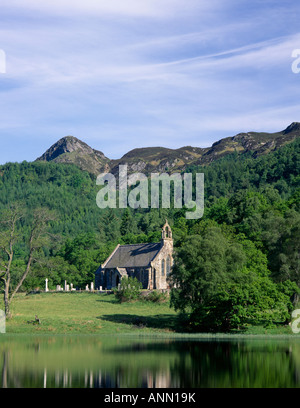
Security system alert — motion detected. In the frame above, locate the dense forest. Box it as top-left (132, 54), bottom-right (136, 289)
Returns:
top-left (0, 138), bottom-right (299, 330)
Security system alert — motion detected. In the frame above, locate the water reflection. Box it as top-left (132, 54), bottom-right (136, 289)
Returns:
top-left (0, 335), bottom-right (299, 388)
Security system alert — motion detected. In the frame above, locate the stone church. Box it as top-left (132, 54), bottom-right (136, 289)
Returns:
top-left (95, 220), bottom-right (173, 290)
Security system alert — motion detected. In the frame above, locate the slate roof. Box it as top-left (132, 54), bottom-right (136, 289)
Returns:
top-left (104, 242), bottom-right (162, 268)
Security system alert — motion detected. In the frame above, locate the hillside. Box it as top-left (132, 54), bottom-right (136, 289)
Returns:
top-left (0, 135), bottom-right (299, 291)
top-left (36, 123), bottom-right (300, 175)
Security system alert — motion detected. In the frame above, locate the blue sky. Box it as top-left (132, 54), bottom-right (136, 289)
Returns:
top-left (0, 0), bottom-right (300, 164)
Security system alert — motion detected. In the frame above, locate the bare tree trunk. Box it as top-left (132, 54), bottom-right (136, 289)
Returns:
top-left (4, 280), bottom-right (11, 319)
top-left (9, 251), bottom-right (33, 305)
top-left (1, 211), bottom-right (15, 319)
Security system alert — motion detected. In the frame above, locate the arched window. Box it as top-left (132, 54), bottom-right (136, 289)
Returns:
top-left (161, 259), bottom-right (165, 276)
top-left (166, 256), bottom-right (171, 275)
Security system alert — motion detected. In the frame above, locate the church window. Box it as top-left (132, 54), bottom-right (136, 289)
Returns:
top-left (161, 259), bottom-right (165, 276)
top-left (166, 256), bottom-right (171, 275)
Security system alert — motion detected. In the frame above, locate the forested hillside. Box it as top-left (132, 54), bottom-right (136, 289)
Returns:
top-left (171, 138), bottom-right (300, 330)
top-left (0, 138), bottom-right (299, 326)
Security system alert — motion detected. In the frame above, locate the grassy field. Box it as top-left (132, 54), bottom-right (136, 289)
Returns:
top-left (1, 292), bottom-right (179, 335)
top-left (0, 291), bottom-right (297, 336)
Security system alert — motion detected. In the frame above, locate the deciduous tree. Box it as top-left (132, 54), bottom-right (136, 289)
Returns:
top-left (0, 205), bottom-right (55, 318)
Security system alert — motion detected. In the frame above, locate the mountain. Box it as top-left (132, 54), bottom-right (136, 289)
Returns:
top-left (36, 136), bottom-right (110, 174)
top-left (36, 123), bottom-right (300, 175)
top-left (108, 145), bottom-right (207, 176)
top-left (198, 121), bottom-right (300, 164)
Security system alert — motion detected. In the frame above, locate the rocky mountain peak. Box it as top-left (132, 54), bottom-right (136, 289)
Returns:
top-left (37, 136), bottom-right (99, 162)
top-left (35, 135), bottom-right (110, 175)
top-left (283, 122), bottom-right (300, 134)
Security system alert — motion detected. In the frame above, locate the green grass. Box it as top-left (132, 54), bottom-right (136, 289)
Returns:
top-left (1, 292), bottom-right (179, 335)
top-left (0, 292), bottom-right (298, 337)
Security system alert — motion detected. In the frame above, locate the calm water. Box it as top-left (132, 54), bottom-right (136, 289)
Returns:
top-left (0, 335), bottom-right (299, 388)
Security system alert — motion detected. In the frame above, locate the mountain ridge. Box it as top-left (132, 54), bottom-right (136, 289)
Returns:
top-left (35, 123), bottom-right (300, 175)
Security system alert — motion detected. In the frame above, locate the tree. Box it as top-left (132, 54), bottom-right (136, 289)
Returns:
top-left (261, 210), bottom-right (300, 286)
top-left (120, 208), bottom-right (134, 236)
top-left (170, 228), bottom-right (245, 326)
top-left (0, 205), bottom-right (55, 318)
top-left (170, 225), bottom-right (297, 332)
top-left (29, 255), bottom-right (81, 290)
top-left (204, 271), bottom-right (297, 331)
top-left (58, 232), bottom-right (109, 287)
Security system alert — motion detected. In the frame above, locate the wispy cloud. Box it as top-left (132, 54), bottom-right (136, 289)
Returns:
top-left (1, 0), bottom-right (219, 18)
top-left (0, 1), bottom-right (300, 163)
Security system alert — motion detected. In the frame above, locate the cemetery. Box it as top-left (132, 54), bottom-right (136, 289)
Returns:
top-left (45, 278), bottom-right (109, 294)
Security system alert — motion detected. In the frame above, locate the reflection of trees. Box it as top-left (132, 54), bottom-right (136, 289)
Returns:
top-left (169, 340), bottom-right (300, 388)
top-left (0, 338), bottom-right (299, 388)
top-left (1, 351), bottom-right (7, 388)
top-left (1, 350), bottom-right (22, 388)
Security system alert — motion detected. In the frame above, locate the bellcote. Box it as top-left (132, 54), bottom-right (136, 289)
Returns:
top-left (161, 219), bottom-right (172, 240)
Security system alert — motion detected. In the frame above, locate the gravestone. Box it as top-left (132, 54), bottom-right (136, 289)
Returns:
top-left (0, 309), bottom-right (5, 334)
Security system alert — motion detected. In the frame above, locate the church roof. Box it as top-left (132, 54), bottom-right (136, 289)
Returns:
top-left (104, 242), bottom-right (162, 269)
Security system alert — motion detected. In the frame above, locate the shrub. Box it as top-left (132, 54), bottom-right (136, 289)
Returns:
top-left (144, 290), bottom-right (169, 303)
top-left (114, 277), bottom-right (142, 303)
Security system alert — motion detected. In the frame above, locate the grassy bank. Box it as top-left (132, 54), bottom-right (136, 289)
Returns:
top-left (0, 291), bottom-right (297, 336)
top-left (1, 292), bottom-right (179, 335)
